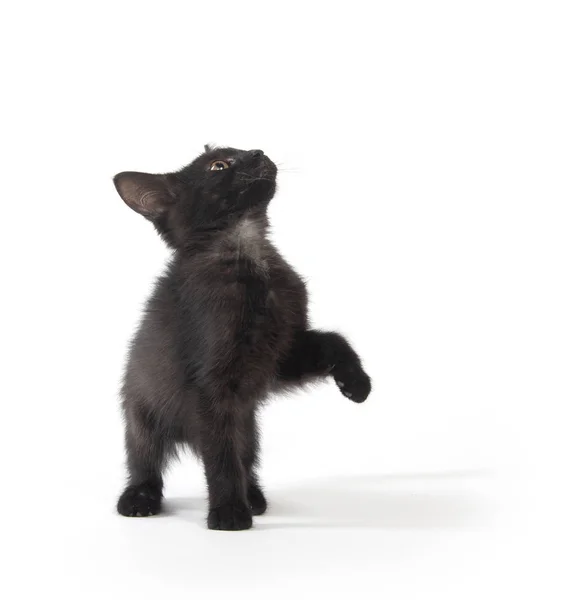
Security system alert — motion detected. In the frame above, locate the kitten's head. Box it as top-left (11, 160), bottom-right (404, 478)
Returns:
top-left (113, 146), bottom-right (277, 248)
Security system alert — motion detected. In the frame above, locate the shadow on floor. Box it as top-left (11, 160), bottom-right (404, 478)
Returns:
top-left (164, 469), bottom-right (495, 530)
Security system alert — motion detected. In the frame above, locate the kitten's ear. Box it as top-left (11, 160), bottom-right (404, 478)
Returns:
top-left (113, 171), bottom-right (178, 219)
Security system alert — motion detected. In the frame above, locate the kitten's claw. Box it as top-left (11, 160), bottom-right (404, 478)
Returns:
top-left (336, 380), bottom-right (353, 398)
top-left (117, 483), bottom-right (162, 517)
top-left (332, 363), bottom-right (371, 403)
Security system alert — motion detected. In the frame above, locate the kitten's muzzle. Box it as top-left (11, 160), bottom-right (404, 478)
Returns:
top-left (251, 152), bottom-right (277, 180)
top-left (239, 150), bottom-right (276, 182)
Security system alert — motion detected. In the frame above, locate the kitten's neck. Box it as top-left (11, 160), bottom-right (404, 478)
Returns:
top-left (179, 209), bottom-right (270, 259)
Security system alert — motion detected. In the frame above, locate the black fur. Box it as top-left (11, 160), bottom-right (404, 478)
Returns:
top-left (114, 146), bottom-right (371, 530)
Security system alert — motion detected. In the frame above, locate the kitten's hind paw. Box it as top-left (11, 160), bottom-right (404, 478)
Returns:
top-left (208, 502), bottom-right (253, 531)
top-left (117, 483), bottom-right (162, 517)
top-left (248, 484), bottom-right (268, 516)
top-left (333, 362), bottom-right (371, 403)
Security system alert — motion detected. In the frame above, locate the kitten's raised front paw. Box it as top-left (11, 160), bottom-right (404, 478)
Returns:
top-left (208, 502), bottom-right (252, 531)
top-left (117, 483), bottom-right (162, 517)
top-left (248, 484), bottom-right (268, 516)
top-left (333, 362), bottom-right (371, 403)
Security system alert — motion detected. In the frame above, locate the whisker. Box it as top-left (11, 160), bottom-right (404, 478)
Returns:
top-left (274, 162), bottom-right (302, 173)
top-left (236, 171), bottom-right (272, 182)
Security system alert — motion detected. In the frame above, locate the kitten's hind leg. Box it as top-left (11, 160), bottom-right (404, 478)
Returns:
top-left (117, 403), bottom-right (173, 517)
top-left (242, 410), bottom-right (267, 516)
top-left (278, 330), bottom-right (371, 403)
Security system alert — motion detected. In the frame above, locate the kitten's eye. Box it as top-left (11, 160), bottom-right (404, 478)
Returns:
top-left (209, 160), bottom-right (230, 171)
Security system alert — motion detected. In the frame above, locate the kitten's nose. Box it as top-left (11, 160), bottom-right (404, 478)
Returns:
top-left (249, 149), bottom-right (264, 158)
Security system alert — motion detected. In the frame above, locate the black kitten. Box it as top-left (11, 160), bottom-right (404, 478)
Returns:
top-left (114, 146), bottom-right (371, 530)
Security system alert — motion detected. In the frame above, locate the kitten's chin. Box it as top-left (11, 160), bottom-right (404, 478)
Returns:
top-left (242, 177), bottom-right (276, 205)
top-left (255, 181), bottom-right (277, 204)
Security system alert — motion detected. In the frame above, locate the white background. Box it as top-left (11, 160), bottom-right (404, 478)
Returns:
top-left (2, 1), bottom-right (587, 598)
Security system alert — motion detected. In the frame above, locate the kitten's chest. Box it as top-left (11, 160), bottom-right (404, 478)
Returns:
top-left (208, 217), bottom-right (297, 327)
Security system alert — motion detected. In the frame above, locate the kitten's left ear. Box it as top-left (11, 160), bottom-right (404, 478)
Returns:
top-left (113, 171), bottom-right (178, 220)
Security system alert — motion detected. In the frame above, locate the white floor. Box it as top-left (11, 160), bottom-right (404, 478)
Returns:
top-left (10, 472), bottom-right (494, 598)
top-left (5, 385), bottom-right (584, 599)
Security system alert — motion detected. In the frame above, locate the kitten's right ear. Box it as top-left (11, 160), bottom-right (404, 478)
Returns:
top-left (113, 171), bottom-right (177, 220)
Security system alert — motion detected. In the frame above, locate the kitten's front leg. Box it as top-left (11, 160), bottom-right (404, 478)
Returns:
top-left (198, 405), bottom-right (253, 531)
top-left (278, 330), bottom-right (371, 403)
top-left (117, 401), bottom-right (171, 518)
